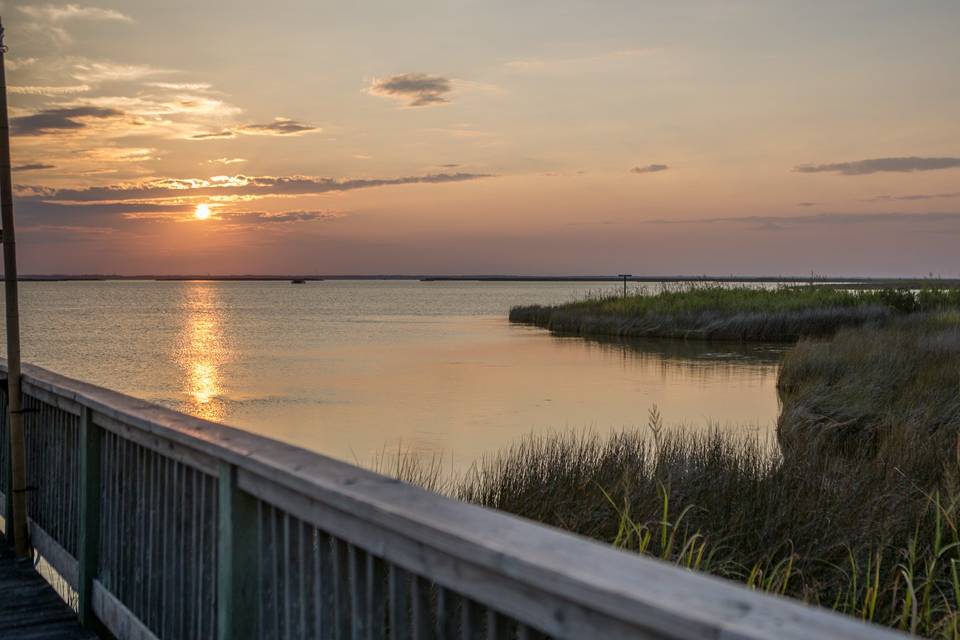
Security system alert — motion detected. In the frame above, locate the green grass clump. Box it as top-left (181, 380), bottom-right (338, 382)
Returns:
top-left (509, 284), bottom-right (960, 341)
top-left (444, 413), bottom-right (960, 637)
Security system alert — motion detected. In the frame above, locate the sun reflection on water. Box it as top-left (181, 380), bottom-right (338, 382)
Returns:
top-left (176, 283), bottom-right (228, 421)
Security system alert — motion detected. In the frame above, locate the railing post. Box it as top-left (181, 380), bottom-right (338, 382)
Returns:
top-left (77, 405), bottom-right (101, 627)
top-left (218, 462), bottom-right (258, 640)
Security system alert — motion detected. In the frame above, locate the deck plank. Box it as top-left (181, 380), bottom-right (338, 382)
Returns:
top-left (0, 534), bottom-right (98, 640)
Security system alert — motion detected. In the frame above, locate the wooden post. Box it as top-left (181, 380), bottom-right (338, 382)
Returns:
top-left (217, 463), bottom-right (258, 640)
top-left (77, 406), bottom-right (101, 627)
top-left (618, 274), bottom-right (632, 298)
top-left (0, 16), bottom-right (29, 558)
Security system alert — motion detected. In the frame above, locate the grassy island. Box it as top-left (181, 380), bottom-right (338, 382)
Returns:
top-left (509, 284), bottom-right (960, 341)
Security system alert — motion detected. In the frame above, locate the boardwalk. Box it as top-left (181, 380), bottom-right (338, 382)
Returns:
top-left (0, 360), bottom-right (907, 639)
top-left (0, 535), bottom-right (97, 640)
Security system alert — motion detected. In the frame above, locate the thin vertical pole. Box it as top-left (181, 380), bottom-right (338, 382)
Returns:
top-left (619, 274), bottom-right (631, 298)
top-left (0, 17), bottom-right (29, 558)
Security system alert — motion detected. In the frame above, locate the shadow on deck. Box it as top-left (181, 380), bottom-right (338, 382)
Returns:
top-left (0, 535), bottom-right (97, 640)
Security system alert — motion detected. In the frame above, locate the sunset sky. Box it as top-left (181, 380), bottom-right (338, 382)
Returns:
top-left (5, 1), bottom-right (960, 276)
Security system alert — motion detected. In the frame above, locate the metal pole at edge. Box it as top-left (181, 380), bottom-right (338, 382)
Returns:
top-left (0, 16), bottom-right (31, 558)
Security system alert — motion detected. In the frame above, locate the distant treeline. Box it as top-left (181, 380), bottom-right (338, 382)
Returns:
top-left (9, 274), bottom-right (960, 286)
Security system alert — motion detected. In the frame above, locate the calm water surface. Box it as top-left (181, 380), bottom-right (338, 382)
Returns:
top-left (3, 281), bottom-right (784, 471)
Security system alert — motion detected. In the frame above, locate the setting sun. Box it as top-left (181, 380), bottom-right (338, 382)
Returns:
top-left (194, 203), bottom-right (211, 220)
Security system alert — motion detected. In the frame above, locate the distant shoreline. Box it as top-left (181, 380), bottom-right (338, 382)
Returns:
top-left (8, 274), bottom-right (960, 287)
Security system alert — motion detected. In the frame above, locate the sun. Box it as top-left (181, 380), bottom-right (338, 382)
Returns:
top-left (194, 203), bottom-right (211, 220)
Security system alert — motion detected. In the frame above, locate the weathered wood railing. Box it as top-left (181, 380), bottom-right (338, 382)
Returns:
top-left (0, 360), bottom-right (905, 639)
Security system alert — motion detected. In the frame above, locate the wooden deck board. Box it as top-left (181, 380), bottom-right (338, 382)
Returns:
top-left (0, 535), bottom-right (97, 640)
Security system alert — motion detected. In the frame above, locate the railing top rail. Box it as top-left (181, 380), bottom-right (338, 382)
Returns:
top-left (0, 360), bottom-right (905, 639)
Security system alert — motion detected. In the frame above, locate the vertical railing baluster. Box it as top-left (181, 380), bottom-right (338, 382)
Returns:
top-left (196, 469), bottom-right (206, 640)
top-left (434, 587), bottom-right (446, 639)
top-left (332, 538), bottom-right (352, 640)
top-left (217, 462), bottom-right (259, 640)
top-left (461, 599), bottom-right (483, 640)
top-left (175, 461), bottom-right (185, 638)
top-left (111, 432), bottom-right (121, 594)
top-left (207, 474), bottom-right (218, 640)
top-left (103, 432), bottom-right (114, 590)
top-left (298, 520), bottom-right (307, 638)
top-left (161, 455), bottom-right (170, 639)
top-left (70, 412), bottom-right (79, 555)
top-left (410, 575), bottom-right (430, 640)
top-left (147, 448), bottom-right (158, 630)
top-left (180, 463), bottom-right (192, 640)
top-left (318, 530), bottom-right (334, 640)
top-left (257, 500), bottom-right (266, 639)
top-left (54, 405), bottom-right (63, 546)
top-left (77, 406), bottom-right (101, 627)
top-left (118, 438), bottom-right (129, 612)
top-left (191, 469), bottom-right (202, 638)
top-left (135, 442), bottom-right (143, 615)
top-left (485, 611), bottom-right (497, 640)
top-left (366, 554), bottom-right (386, 639)
top-left (436, 587), bottom-right (457, 639)
top-left (485, 611), bottom-right (510, 640)
top-left (349, 545), bottom-right (368, 640)
top-left (271, 505), bottom-right (281, 640)
top-left (29, 399), bottom-right (39, 528)
top-left (284, 511), bottom-right (292, 640)
top-left (388, 565), bottom-right (410, 640)
top-left (312, 528), bottom-right (322, 639)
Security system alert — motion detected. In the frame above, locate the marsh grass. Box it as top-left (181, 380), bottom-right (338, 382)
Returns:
top-left (510, 284), bottom-right (960, 341)
top-left (414, 413), bottom-right (960, 637)
top-left (375, 287), bottom-right (960, 635)
top-left (778, 312), bottom-right (960, 453)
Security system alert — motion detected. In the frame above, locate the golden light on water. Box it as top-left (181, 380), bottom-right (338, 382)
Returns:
top-left (177, 283), bottom-right (228, 421)
top-left (194, 203), bottom-right (211, 220)
top-left (191, 361), bottom-right (217, 405)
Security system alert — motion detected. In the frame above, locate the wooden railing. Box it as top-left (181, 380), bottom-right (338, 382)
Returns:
top-left (0, 360), bottom-right (904, 640)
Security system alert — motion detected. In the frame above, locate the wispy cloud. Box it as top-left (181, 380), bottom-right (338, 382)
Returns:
top-left (649, 211), bottom-right (960, 230)
top-left (145, 82), bottom-right (214, 91)
top-left (71, 62), bottom-right (168, 83)
top-left (794, 157), bottom-right (960, 176)
top-left (11, 106), bottom-right (124, 136)
top-left (19, 4), bottom-right (133, 23)
top-left (189, 118), bottom-right (319, 140)
top-left (234, 118), bottom-right (319, 136)
top-left (369, 73), bottom-right (453, 107)
top-left (7, 58), bottom-right (40, 71)
top-left (19, 172), bottom-right (494, 203)
top-left (189, 130), bottom-right (236, 140)
top-left (864, 192), bottom-right (960, 202)
top-left (223, 210), bottom-right (342, 224)
top-left (631, 164), bottom-right (669, 174)
top-left (207, 158), bottom-right (247, 165)
top-left (13, 163), bottom-right (57, 172)
top-left (10, 84), bottom-right (92, 96)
